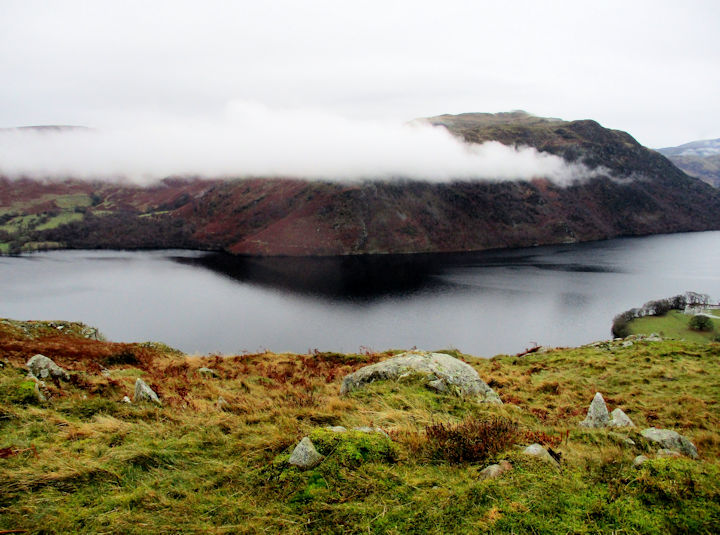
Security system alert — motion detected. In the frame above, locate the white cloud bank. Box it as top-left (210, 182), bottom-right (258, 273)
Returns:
top-left (0, 102), bottom-right (597, 185)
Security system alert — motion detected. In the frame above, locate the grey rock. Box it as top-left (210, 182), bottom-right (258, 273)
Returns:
top-left (645, 334), bottom-right (662, 342)
top-left (478, 460), bottom-right (512, 480)
top-left (579, 392), bottom-right (610, 428)
top-left (609, 408), bottom-right (635, 428)
top-left (340, 350), bottom-right (501, 403)
top-left (521, 443), bottom-right (560, 467)
top-left (133, 378), bottom-right (161, 404)
top-left (197, 367), bottom-right (219, 378)
top-left (288, 437), bottom-right (323, 469)
top-left (656, 448), bottom-right (683, 459)
top-left (641, 428), bottom-right (698, 459)
top-left (633, 455), bottom-right (649, 467)
top-left (324, 426), bottom-right (348, 433)
top-left (122, 396), bottom-right (131, 404)
top-left (26, 354), bottom-right (69, 381)
top-left (217, 396), bottom-right (228, 410)
top-left (622, 341), bottom-right (634, 348)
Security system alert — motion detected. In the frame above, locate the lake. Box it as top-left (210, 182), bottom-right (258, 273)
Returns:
top-left (2, 231), bottom-right (720, 357)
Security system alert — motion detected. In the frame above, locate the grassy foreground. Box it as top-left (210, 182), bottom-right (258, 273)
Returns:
top-left (1, 320), bottom-right (719, 534)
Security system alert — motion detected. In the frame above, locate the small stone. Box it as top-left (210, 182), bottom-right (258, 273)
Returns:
top-left (133, 378), bottom-right (161, 404)
top-left (579, 392), bottom-right (610, 428)
top-left (324, 426), bottom-right (347, 433)
top-left (478, 461), bottom-right (513, 480)
top-left (633, 455), bottom-right (649, 467)
top-left (26, 354), bottom-right (69, 381)
top-left (609, 408), bottom-right (635, 428)
top-left (622, 341), bottom-right (633, 348)
top-left (288, 437), bottom-right (323, 469)
top-left (656, 448), bottom-right (683, 459)
top-left (197, 367), bottom-right (219, 378)
top-left (122, 396), bottom-right (131, 404)
top-left (641, 428), bottom-right (698, 459)
top-left (217, 396), bottom-right (228, 410)
top-left (522, 443), bottom-right (560, 467)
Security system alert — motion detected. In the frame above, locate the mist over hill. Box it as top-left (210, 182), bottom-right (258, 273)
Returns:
top-left (2, 112), bottom-right (720, 256)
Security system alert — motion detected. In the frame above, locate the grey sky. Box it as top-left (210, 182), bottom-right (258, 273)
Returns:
top-left (1, 0), bottom-right (719, 148)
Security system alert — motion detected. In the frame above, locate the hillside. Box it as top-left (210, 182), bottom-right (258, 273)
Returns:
top-left (657, 138), bottom-right (720, 188)
top-left (3, 112), bottom-right (720, 255)
top-left (1, 319), bottom-right (719, 533)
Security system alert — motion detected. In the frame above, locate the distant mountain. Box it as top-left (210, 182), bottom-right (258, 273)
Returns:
top-left (2, 113), bottom-right (720, 256)
top-left (657, 138), bottom-right (720, 188)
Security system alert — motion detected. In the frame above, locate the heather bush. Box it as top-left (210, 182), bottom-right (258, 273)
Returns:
top-left (421, 416), bottom-right (519, 463)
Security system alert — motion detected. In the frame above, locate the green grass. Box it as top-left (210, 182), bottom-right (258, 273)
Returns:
top-left (1, 321), bottom-right (719, 533)
top-left (35, 211), bottom-right (84, 231)
top-left (629, 310), bottom-right (720, 343)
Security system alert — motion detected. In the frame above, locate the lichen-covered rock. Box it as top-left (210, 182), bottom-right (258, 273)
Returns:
top-left (521, 443), bottom-right (560, 467)
top-left (641, 428), bottom-right (698, 458)
top-left (656, 448), bottom-right (683, 459)
top-left (609, 408), bottom-right (635, 428)
top-left (26, 354), bottom-right (68, 381)
top-left (288, 437), bottom-right (323, 469)
top-left (340, 351), bottom-right (501, 403)
top-left (133, 378), bottom-right (161, 404)
top-left (579, 392), bottom-right (609, 428)
top-left (633, 455), bottom-right (649, 467)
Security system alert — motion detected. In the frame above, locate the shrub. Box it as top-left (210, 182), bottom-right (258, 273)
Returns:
top-left (689, 315), bottom-right (714, 332)
top-left (422, 416), bottom-right (519, 463)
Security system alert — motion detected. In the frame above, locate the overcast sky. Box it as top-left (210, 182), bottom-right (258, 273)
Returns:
top-left (1, 0), bottom-right (719, 149)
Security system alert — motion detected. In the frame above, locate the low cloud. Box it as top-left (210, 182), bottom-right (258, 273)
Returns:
top-left (0, 102), bottom-right (598, 185)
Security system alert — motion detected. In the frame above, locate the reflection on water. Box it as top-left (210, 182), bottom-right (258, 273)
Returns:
top-left (1, 231), bottom-right (719, 356)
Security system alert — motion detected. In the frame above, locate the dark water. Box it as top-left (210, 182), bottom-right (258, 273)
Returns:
top-left (2, 231), bottom-right (720, 356)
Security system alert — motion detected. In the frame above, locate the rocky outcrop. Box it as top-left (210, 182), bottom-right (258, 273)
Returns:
top-left (26, 354), bottom-right (68, 381)
top-left (340, 351), bottom-right (501, 403)
top-left (641, 428), bottom-right (698, 458)
top-left (288, 437), bottom-right (323, 469)
top-left (133, 378), bottom-right (161, 404)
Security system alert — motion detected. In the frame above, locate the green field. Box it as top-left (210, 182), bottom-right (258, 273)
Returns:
top-left (629, 310), bottom-right (720, 343)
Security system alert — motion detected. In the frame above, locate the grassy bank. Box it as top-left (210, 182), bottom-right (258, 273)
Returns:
top-left (1, 320), bottom-right (719, 533)
top-left (628, 310), bottom-right (720, 343)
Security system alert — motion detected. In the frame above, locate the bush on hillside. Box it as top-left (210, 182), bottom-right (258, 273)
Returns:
top-left (689, 314), bottom-right (714, 332)
top-left (422, 416), bottom-right (519, 463)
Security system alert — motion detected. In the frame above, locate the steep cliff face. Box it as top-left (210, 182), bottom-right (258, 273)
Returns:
top-left (4, 113), bottom-right (720, 256)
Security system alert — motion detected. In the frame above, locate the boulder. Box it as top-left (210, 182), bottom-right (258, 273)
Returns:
top-left (478, 460), bottom-right (513, 480)
top-left (609, 408), bottom-right (635, 428)
top-left (288, 437), bottom-right (323, 469)
top-left (26, 354), bottom-right (69, 381)
top-left (579, 392), bottom-right (610, 428)
top-left (521, 444), bottom-right (560, 467)
top-left (641, 428), bottom-right (698, 458)
top-left (340, 351), bottom-right (501, 403)
top-left (133, 378), bottom-right (161, 404)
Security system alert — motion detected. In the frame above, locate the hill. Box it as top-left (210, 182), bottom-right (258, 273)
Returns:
top-left (1, 319), bottom-right (719, 533)
top-left (657, 138), bottom-right (720, 188)
top-left (3, 113), bottom-right (720, 255)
